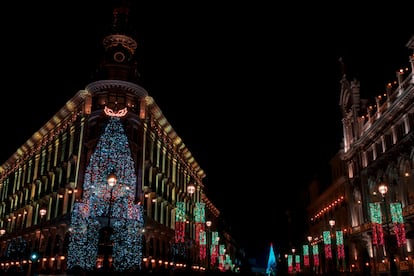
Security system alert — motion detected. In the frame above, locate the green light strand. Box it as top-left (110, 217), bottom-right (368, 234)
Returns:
top-left (303, 244), bottom-right (309, 256)
top-left (176, 202), bottom-right (186, 222)
top-left (369, 202), bottom-right (382, 223)
top-left (390, 202), bottom-right (404, 223)
top-left (312, 244), bottom-right (318, 255)
top-left (336, 230), bottom-right (344, 245)
top-left (323, 231), bottom-right (331, 245)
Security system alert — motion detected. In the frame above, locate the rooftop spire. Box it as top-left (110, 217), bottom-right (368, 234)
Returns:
top-left (94, 0), bottom-right (140, 83)
top-left (111, 0), bottom-right (133, 35)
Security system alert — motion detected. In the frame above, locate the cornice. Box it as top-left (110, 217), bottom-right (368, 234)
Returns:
top-left (0, 90), bottom-right (90, 176)
top-left (85, 80), bottom-right (148, 98)
top-left (103, 34), bottom-right (138, 54)
top-left (347, 83), bottom-right (414, 154)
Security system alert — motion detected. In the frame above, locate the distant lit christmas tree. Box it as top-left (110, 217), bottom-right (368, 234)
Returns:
top-left (266, 243), bottom-right (277, 276)
top-left (67, 108), bottom-right (144, 272)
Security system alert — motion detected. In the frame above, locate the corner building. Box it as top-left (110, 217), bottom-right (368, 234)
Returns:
top-left (0, 3), bottom-right (230, 274)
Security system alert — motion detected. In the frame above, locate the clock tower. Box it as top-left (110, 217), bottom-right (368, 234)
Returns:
top-left (97, 3), bottom-right (139, 82)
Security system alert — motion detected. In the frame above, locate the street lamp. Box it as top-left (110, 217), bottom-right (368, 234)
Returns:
top-left (32, 208), bottom-right (46, 273)
top-left (378, 183), bottom-right (388, 198)
top-left (186, 182), bottom-right (195, 269)
top-left (39, 208), bottom-right (47, 251)
top-left (0, 229), bottom-right (5, 258)
top-left (378, 182), bottom-right (398, 276)
top-left (107, 173), bottom-right (117, 227)
top-left (0, 229), bottom-right (4, 273)
top-left (329, 219), bottom-right (335, 229)
top-left (284, 253), bottom-right (288, 274)
top-left (206, 220), bottom-right (212, 272)
top-left (329, 219), bottom-right (338, 274)
top-left (40, 208), bottom-right (47, 218)
top-left (187, 183), bottom-right (195, 196)
top-left (103, 172), bottom-right (117, 272)
top-left (307, 236), bottom-right (313, 273)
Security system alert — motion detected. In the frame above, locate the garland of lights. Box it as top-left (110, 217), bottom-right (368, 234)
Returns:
top-left (175, 202), bottom-right (186, 243)
top-left (199, 231), bottom-right (207, 260)
top-left (323, 231), bottom-right (332, 259)
top-left (67, 115), bottom-right (144, 272)
top-left (194, 202), bottom-right (206, 260)
top-left (218, 244), bottom-right (226, 270)
top-left (211, 231), bottom-right (219, 266)
top-left (295, 255), bottom-right (300, 273)
top-left (390, 202), bottom-right (407, 247)
top-left (225, 254), bottom-right (233, 271)
top-left (173, 201), bottom-right (186, 261)
top-left (336, 230), bottom-right (345, 259)
top-left (312, 244), bottom-right (319, 266)
top-left (303, 244), bottom-right (309, 267)
top-left (369, 202), bottom-right (384, 245)
top-left (195, 203), bottom-right (203, 250)
top-left (287, 255), bottom-right (293, 274)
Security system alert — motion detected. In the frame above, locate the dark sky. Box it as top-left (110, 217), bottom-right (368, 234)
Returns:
top-left (1, 0), bottom-right (413, 265)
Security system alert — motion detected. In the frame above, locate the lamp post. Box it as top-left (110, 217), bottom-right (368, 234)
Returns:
top-left (103, 172), bottom-right (117, 272)
top-left (33, 207), bottom-right (46, 273)
top-left (378, 182), bottom-right (398, 276)
top-left (187, 183), bottom-right (195, 197)
top-left (107, 173), bottom-right (117, 228)
top-left (186, 183), bottom-right (195, 270)
top-left (292, 248), bottom-right (296, 274)
top-left (284, 253), bottom-right (288, 275)
top-left (307, 236), bottom-right (313, 274)
top-left (39, 208), bottom-right (47, 252)
top-left (329, 219), bottom-right (337, 274)
top-left (206, 220), bottom-right (212, 272)
top-left (0, 229), bottom-right (4, 274)
top-left (0, 229), bottom-right (5, 261)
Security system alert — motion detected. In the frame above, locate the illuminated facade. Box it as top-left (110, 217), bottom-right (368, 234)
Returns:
top-left (307, 153), bottom-right (349, 274)
top-left (0, 3), bottom-right (236, 274)
top-left (339, 35), bottom-right (414, 275)
top-left (307, 35), bottom-right (414, 275)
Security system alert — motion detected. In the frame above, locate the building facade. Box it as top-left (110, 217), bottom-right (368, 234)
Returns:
top-left (306, 35), bottom-right (414, 275)
top-left (307, 153), bottom-right (350, 274)
top-left (0, 3), bottom-right (238, 275)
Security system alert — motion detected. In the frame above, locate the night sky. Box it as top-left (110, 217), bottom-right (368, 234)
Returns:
top-left (1, 0), bottom-right (413, 266)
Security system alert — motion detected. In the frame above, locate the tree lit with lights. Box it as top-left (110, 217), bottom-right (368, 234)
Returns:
top-left (67, 110), bottom-right (144, 272)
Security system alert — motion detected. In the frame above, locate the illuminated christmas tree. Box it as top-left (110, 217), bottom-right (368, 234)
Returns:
top-left (266, 243), bottom-right (277, 276)
top-left (67, 109), bottom-right (144, 272)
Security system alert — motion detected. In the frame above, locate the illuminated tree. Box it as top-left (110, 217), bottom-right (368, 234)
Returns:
top-left (67, 113), bottom-right (144, 272)
top-left (266, 243), bottom-right (277, 276)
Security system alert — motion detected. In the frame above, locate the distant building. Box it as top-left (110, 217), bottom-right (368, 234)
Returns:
top-left (0, 2), bottom-right (241, 274)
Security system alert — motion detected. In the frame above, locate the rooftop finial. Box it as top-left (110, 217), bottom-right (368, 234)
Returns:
top-left (112, 0), bottom-right (132, 35)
